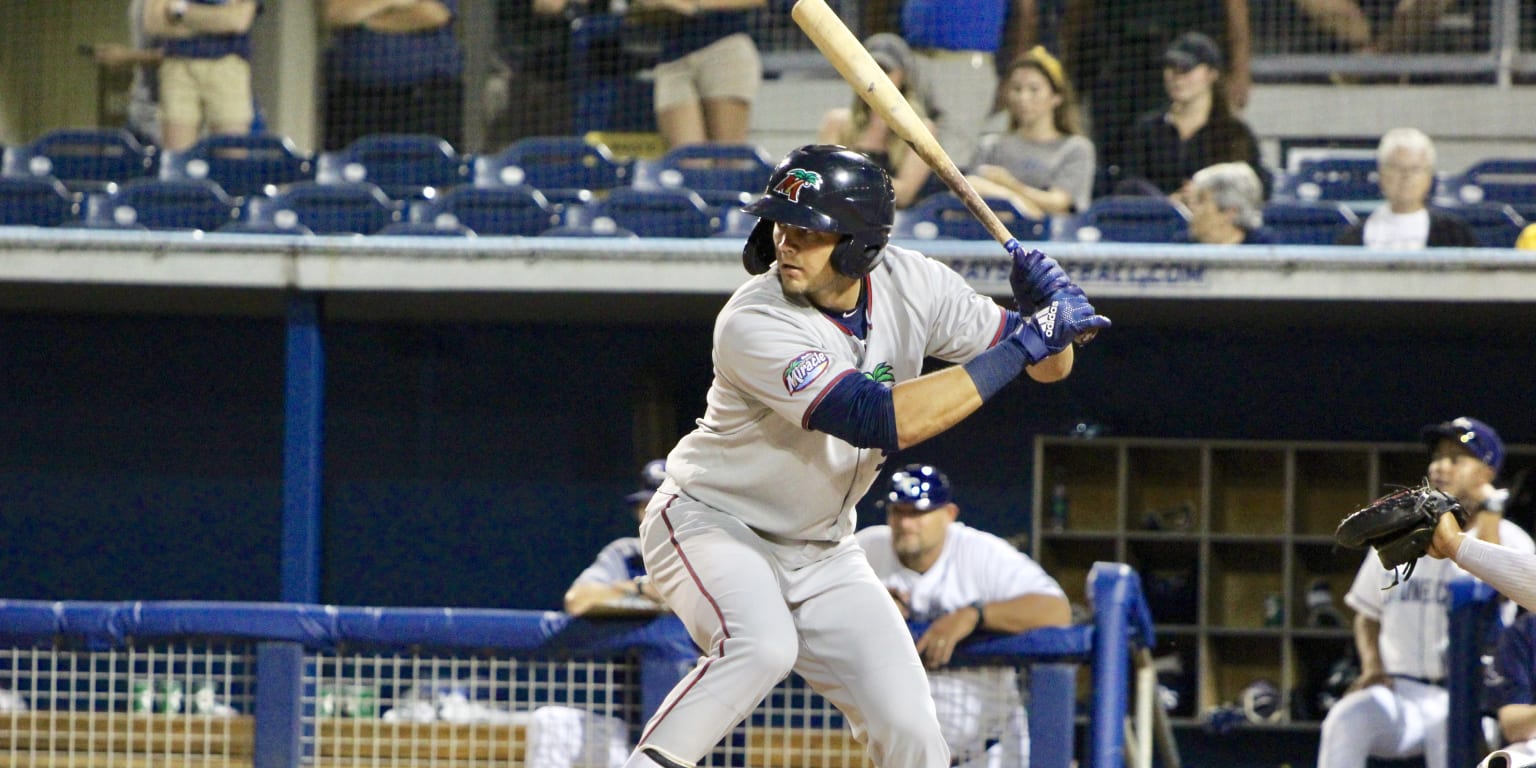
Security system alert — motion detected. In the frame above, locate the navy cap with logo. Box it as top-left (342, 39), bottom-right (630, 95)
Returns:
top-left (881, 464), bottom-right (953, 511)
top-left (625, 459), bottom-right (667, 504)
top-left (1421, 417), bottom-right (1504, 474)
top-left (1164, 31), bottom-right (1224, 72)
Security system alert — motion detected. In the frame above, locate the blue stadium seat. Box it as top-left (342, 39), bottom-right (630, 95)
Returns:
top-left (218, 219), bottom-right (316, 236)
top-left (655, 144), bottom-right (775, 194)
top-left (86, 178), bottom-right (240, 231)
top-left (1074, 196), bottom-right (1190, 243)
top-left (1261, 200), bottom-right (1359, 245)
top-left (538, 221), bottom-right (639, 238)
top-left (162, 133), bottom-right (314, 200)
top-left (0, 175), bottom-right (78, 227)
top-left (589, 187), bottom-right (718, 238)
top-left (900, 192), bottom-right (1048, 241)
top-left (3, 128), bottom-right (156, 193)
top-left (1447, 158), bottom-right (1536, 210)
top-left (377, 220), bottom-right (476, 237)
top-left (1276, 157), bottom-right (1380, 202)
top-left (248, 181), bottom-right (401, 235)
top-left (1446, 203), bottom-right (1527, 248)
top-left (478, 137), bottom-right (629, 191)
top-left (322, 134), bottom-right (470, 201)
top-left (692, 188), bottom-right (755, 227)
top-left (418, 186), bottom-right (559, 236)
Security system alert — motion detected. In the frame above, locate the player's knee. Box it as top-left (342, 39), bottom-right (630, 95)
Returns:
top-left (729, 629), bottom-right (799, 685)
top-left (861, 700), bottom-right (946, 761)
top-left (1320, 685), bottom-right (1394, 738)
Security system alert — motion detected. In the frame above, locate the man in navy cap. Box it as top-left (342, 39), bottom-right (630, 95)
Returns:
top-left (1422, 417), bottom-right (1509, 527)
top-left (563, 460), bottom-right (669, 617)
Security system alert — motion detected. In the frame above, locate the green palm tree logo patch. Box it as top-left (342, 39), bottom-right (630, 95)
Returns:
top-left (864, 362), bottom-right (895, 384)
top-left (773, 169), bottom-right (823, 203)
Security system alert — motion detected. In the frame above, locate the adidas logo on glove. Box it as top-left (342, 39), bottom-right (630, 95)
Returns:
top-left (1033, 303), bottom-right (1059, 337)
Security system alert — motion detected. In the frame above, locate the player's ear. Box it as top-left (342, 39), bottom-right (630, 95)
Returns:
top-left (742, 219), bottom-right (776, 275)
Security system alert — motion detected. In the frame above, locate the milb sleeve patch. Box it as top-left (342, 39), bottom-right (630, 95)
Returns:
top-left (783, 351), bottom-right (832, 394)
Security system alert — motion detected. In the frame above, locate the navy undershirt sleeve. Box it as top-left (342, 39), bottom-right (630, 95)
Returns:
top-left (804, 373), bottom-right (899, 451)
top-left (1001, 309), bottom-right (1023, 339)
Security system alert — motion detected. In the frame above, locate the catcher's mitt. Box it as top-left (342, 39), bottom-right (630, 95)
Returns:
top-left (1335, 480), bottom-right (1468, 586)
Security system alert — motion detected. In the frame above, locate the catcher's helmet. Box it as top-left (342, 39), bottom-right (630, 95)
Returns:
top-left (882, 464), bottom-right (953, 511)
top-left (742, 145), bottom-right (895, 278)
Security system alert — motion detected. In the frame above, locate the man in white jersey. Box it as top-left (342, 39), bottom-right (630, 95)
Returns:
top-left (857, 464), bottom-right (1070, 768)
top-left (1319, 417), bottom-right (1535, 768)
top-left (624, 144), bottom-right (1110, 768)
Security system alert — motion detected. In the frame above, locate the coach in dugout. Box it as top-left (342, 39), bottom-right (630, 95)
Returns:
top-left (1317, 417), bottom-right (1534, 768)
top-left (858, 463), bottom-right (1071, 768)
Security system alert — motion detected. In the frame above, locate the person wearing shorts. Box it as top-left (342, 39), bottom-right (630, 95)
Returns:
top-left (637, 0), bottom-right (764, 147)
top-left (143, 0), bottom-right (260, 151)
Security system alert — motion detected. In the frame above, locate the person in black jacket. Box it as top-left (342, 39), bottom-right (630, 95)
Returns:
top-left (1335, 127), bottom-right (1476, 249)
top-left (1117, 32), bottom-right (1271, 200)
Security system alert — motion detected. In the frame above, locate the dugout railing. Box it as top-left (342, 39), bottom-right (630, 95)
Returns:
top-left (0, 562), bottom-right (1153, 768)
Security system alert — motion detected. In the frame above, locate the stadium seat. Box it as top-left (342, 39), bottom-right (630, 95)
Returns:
top-left (1276, 157), bottom-right (1380, 202)
top-left (1447, 158), bottom-right (1536, 211)
top-left (654, 143), bottom-right (775, 194)
top-left (538, 220), bottom-right (639, 238)
top-left (589, 187), bottom-right (718, 238)
top-left (1261, 200), bottom-right (1359, 245)
top-left (478, 137), bottom-right (629, 192)
top-left (377, 220), bottom-right (476, 237)
top-left (3, 128), bottom-right (156, 193)
top-left (418, 185), bottom-right (559, 236)
top-left (85, 178), bottom-right (240, 231)
top-left (692, 188), bottom-right (755, 226)
top-left (900, 192), bottom-right (1048, 241)
top-left (320, 133), bottom-right (470, 201)
top-left (1074, 196), bottom-right (1190, 243)
top-left (218, 219), bottom-right (315, 236)
top-left (161, 133), bottom-right (314, 200)
top-left (247, 181), bottom-right (400, 235)
top-left (0, 175), bottom-right (78, 227)
top-left (1446, 203), bottom-right (1527, 248)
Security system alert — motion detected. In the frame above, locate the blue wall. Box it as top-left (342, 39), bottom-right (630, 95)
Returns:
top-left (2, 309), bottom-right (1531, 609)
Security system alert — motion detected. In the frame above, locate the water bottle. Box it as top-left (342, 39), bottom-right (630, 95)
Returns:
top-left (1048, 468), bottom-right (1070, 532)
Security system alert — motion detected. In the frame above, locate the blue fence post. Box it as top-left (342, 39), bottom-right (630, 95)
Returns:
top-left (281, 292), bottom-right (323, 604)
top-left (255, 642), bottom-right (305, 768)
top-left (1448, 577), bottom-right (1498, 768)
top-left (1030, 663), bottom-right (1077, 768)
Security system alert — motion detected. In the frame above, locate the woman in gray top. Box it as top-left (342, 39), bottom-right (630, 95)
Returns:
top-left (966, 47), bottom-right (1096, 219)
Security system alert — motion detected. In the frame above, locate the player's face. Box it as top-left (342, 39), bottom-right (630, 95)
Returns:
top-left (1427, 437), bottom-right (1494, 504)
top-left (773, 222), bottom-right (859, 308)
top-left (886, 502), bottom-right (958, 567)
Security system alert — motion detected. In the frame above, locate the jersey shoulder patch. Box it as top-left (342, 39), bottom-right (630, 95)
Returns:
top-left (783, 350), bottom-right (832, 394)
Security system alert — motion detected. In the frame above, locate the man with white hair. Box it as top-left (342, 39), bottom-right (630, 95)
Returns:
top-left (1179, 161), bottom-right (1276, 245)
top-left (1336, 127), bottom-right (1475, 250)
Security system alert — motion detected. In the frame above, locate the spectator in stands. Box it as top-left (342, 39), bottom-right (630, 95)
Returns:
top-left (526, 459), bottom-right (672, 768)
top-left (1295, 0), bottom-right (1461, 54)
top-left (322, 0), bottom-right (464, 152)
top-left (900, 0), bottom-right (1036, 169)
top-left (964, 46), bottom-right (1094, 218)
top-left (1335, 128), bottom-right (1476, 249)
top-left (635, 0), bottom-right (765, 149)
top-left (1061, 0), bottom-right (1251, 195)
top-left (1178, 161), bottom-right (1277, 245)
top-left (142, 0), bottom-right (260, 152)
top-left (487, 0), bottom-right (574, 146)
top-left (818, 33), bottom-right (936, 209)
top-left (90, 0), bottom-right (163, 146)
top-left (857, 463), bottom-right (1071, 768)
top-left (1118, 32), bottom-right (1270, 200)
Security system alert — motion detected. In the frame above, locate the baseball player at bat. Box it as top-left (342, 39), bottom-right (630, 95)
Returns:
top-left (1319, 417), bottom-right (1534, 768)
top-left (858, 464), bottom-right (1071, 768)
top-left (622, 145), bottom-right (1108, 768)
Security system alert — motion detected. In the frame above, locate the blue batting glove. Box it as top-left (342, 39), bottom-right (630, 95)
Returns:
top-left (1006, 239), bottom-right (1072, 313)
top-left (1012, 286), bottom-right (1113, 363)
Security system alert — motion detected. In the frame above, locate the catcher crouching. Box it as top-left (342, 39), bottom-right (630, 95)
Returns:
top-left (1317, 417), bottom-right (1535, 768)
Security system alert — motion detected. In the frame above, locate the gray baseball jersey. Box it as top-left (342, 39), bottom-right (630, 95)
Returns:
top-left (664, 244), bottom-right (1009, 541)
top-left (858, 522), bottom-right (1065, 768)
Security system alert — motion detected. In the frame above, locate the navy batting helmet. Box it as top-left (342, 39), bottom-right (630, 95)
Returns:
top-left (882, 464), bottom-right (953, 511)
top-left (741, 145), bottom-right (895, 278)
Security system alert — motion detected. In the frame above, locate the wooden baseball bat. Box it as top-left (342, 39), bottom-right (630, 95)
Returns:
top-left (791, 0), bottom-right (1013, 246)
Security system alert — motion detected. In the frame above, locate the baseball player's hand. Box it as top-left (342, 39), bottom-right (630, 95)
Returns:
top-left (1013, 285), bottom-right (1111, 364)
top-left (915, 609), bottom-right (983, 669)
top-left (1427, 509), bottom-right (1467, 559)
top-left (1006, 240), bottom-right (1072, 314)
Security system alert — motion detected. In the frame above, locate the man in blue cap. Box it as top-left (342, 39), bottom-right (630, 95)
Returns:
top-left (563, 460), bottom-right (669, 617)
top-left (1422, 417), bottom-right (1510, 526)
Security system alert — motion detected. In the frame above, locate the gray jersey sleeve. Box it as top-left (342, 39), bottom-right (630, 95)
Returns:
top-left (714, 306), bottom-right (864, 429)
